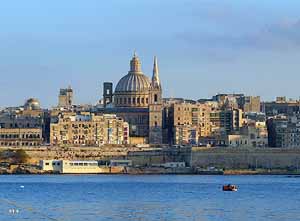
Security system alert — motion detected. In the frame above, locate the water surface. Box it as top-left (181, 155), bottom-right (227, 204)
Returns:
top-left (0, 175), bottom-right (300, 221)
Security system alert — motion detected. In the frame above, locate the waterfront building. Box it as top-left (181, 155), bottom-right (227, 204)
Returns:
top-left (50, 112), bottom-right (129, 146)
top-left (227, 123), bottom-right (268, 148)
top-left (0, 128), bottom-right (42, 147)
top-left (267, 115), bottom-right (300, 148)
top-left (165, 102), bottom-right (213, 145)
top-left (40, 160), bottom-right (103, 174)
top-left (0, 99), bottom-right (50, 145)
top-left (210, 108), bottom-right (243, 135)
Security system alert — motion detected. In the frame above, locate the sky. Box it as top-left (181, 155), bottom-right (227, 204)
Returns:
top-left (1, 0), bottom-right (300, 108)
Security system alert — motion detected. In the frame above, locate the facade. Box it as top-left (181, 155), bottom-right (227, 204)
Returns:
top-left (58, 87), bottom-right (73, 108)
top-left (241, 96), bottom-right (261, 113)
top-left (0, 100), bottom-right (50, 144)
top-left (267, 115), bottom-right (300, 148)
top-left (40, 160), bottom-right (103, 174)
top-left (103, 82), bottom-right (113, 107)
top-left (166, 102), bottom-right (213, 145)
top-left (227, 124), bottom-right (268, 148)
top-left (0, 128), bottom-right (43, 147)
top-left (210, 109), bottom-right (243, 135)
top-left (263, 98), bottom-right (300, 117)
top-left (50, 113), bottom-right (129, 146)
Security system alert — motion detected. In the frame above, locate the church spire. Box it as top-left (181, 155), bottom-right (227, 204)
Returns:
top-left (152, 56), bottom-right (160, 88)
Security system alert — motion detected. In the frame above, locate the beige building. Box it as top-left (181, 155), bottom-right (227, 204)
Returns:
top-left (167, 102), bottom-right (213, 145)
top-left (58, 86), bottom-right (73, 108)
top-left (50, 113), bottom-right (129, 146)
top-left (98, 53), bottom-right (163, 144)
top-left (243, 96), bottom-right (261, 113)
top-left (227, 122), bottom-right (268, 148)
top-left (0, 128), bottom-right (43, 147)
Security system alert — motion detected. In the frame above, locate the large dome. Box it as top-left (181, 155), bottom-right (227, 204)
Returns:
top-left (115, 73), bottom-right (151, 93)
top-left (114, 53), bottom-right (151, 108)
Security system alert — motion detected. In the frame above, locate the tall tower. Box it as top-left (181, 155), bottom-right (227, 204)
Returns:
top-left (58, 86), bottom-right (73, 108)
top-left (103, 82), bottom-right (113, 107)
top-left (149, 56), bottom-right (163, 144)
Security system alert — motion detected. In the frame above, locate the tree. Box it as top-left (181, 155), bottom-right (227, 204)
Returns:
top-left (14, 150), bottom-right (30, 164)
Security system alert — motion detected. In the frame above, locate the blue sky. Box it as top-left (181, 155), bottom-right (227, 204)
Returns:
top-left (1, 0), bottom-right (300, 108)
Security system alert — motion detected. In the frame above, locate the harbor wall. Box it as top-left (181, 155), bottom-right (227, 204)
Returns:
top-left (191, 147), bottom-right (300, 169)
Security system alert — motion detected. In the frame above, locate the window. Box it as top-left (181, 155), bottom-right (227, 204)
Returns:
top-left (154, 94), bottom-right (158, 102)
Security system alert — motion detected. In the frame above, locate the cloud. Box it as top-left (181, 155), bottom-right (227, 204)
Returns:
top-left (175, 18), bottom-right (300, 56)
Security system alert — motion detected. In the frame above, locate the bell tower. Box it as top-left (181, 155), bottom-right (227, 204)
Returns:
top-left (149, 56), bottom-right (163, 144)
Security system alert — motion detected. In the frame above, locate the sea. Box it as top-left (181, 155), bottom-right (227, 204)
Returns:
top-left (0, 175), bottom-right (300, 221)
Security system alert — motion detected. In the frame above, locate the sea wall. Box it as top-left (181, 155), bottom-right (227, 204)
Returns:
top-left (191, 147), bottom-right (300, 169)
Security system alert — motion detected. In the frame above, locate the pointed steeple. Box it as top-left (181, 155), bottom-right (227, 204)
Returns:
top-left (152, 56), bottom-right (161, 88)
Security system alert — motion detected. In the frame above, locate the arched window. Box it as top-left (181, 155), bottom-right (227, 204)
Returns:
top-left (154, 94), bottom-right (158, 102)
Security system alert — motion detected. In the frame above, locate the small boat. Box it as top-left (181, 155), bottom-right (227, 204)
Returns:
top-left (223, 184), bottom-right (238, 192)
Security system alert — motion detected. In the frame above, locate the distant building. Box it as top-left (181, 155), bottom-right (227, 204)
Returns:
top-left (227, 123), bottom-right (268, 148)
top-left (58, 86), bottom-right (73, 108)
top-left (40, 160), bottom-right (103, 174)
top-left (165, 102), bottom-right (214, 145)
top-left (97, 53), bottom-right (163, 144)
top-left (0, 99), bottom-right (50, 144)
top-left (50, 112), bottom-right (129, 146)
top-left (103, 82), bottom-right (113, 108)
top-left (0, 128), bottom-right (42, 147)
top-left (267, 115), bottom-right (300, 148)
top-left (263, 98), bottom-right (300, 117)
top-left (240, 96), bottom-right (261, 113)
top-left (210, 109), bottom-right (243, 135)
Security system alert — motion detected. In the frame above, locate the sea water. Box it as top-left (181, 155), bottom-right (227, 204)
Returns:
top-left (0, 175), bottom-right (300, 221)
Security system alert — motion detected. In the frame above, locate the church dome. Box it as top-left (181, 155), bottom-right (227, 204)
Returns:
top-left (115, 53), bottom-right (151, 93)
top-left (24, 98), bottom-right (41, 110)
top-left (115, 73), bottom-right (151, 93)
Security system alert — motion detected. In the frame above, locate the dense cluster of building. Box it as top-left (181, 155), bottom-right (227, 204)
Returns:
top-left (1, 53), bottom-right (300, 148)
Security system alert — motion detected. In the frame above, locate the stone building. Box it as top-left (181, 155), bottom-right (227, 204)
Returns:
top-left (0, 98), bottom-right (50, 144)
top-left (50, 112), bottom-right (129, 146)
top-left (97, 53), bottom-right (163, 144)
top-left (241, 96), bottom-right (261, 113)
top-left (58, 86), bottom-right (73, 108)
top-left (267, 115), bottom-right (300, 148)
top-left (166, 102), bottom-right (213, 145)
top-left (263, 98), bottom-right (300, 117)
top-left (0, 128), bottom-right (42, 147)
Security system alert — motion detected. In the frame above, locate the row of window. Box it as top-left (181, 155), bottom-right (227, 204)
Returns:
top-left (69, 162), bottom-right (98, 166)
top-left (0, 134), bottom-right (41, 139)
top-left (0, 142), bottom-right (41, 146)
top-left (115, 97), bottom-right (149, 105)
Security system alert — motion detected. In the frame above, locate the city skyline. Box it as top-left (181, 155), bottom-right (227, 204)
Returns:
top-left (1, 0), bottom-right (300, 107)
